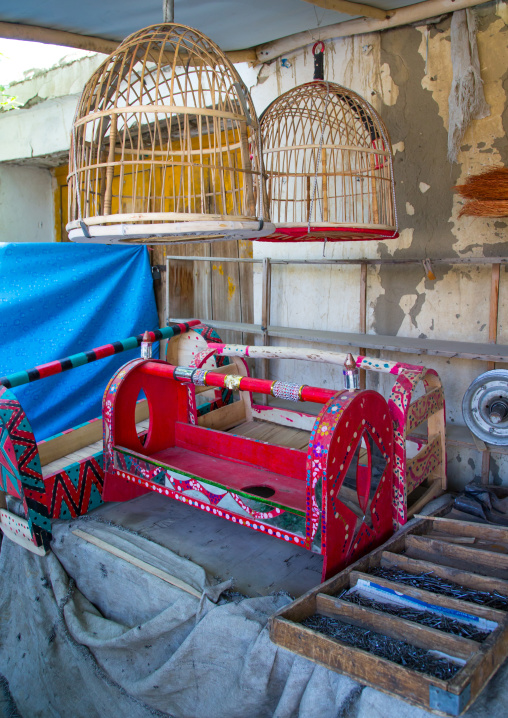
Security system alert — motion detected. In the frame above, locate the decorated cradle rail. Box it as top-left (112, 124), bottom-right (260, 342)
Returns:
top-left (103, 358), bottom-right (395, 580)
top-left (166, 334), bottom-right (447, 527)
top-left (0, 321), bottom-right (200, 552)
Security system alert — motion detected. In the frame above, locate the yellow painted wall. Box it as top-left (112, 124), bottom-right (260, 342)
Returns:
top-left (66, 130), bottom-right (246, 225)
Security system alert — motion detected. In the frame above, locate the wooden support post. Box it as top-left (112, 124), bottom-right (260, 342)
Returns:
top-left (488, 263), bottom-right (500, 372)
top-left (482, 263), bottom-right (500, 485)
top-left (260, 258), bottom-right (272, 396)
top-left (359, 262), bottom-right (367, 390)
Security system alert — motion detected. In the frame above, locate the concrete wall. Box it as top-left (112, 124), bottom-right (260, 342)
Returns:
top-left (0, 53), bottom-right (103, 165)
top-left (0, 53), bottom-right (104, 243)
top-left (0, 164), bottom-right (54, 242)
top-left (237, 1), bottom-right (508, 487)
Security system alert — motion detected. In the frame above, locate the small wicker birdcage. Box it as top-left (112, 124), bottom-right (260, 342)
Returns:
top-left (260, 80), bottom-right (398, 242)
top-left (66, 24), bottom-right (273, 243)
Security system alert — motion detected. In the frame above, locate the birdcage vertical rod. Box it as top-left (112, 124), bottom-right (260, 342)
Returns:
top-left (103, 114), bottom-right (118, 215)
top-left (197, 112), bottom-right (204, 215)
top-left (98, 120), bottom-right (107, 216)
top-left (322, 147), bottom-right (328, 222)
top-left (117, 50), bottom-right (132, 214)
top-left (224, 120), bottom-right (235, 216)
top-left (239, 119), bottom-right (254, 216)
top-left (216, 116), bottom-right (227, 214)
top-left (370, 153), bottom-right (379, 224)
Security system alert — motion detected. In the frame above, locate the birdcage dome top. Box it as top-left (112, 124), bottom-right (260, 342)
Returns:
top-left (81, 24), bottom-right (247, 118)
top-left (66, 23), bottom-right (273, 244)
top-left (260, 79), bottom-right (398, 242)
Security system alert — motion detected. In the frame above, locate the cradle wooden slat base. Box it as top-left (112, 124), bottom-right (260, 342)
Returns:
top-left (269, 510), bottom-right (508, 716)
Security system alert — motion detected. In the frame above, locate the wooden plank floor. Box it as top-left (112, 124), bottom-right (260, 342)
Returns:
top-left (228, 420), bottom-right (311, 450)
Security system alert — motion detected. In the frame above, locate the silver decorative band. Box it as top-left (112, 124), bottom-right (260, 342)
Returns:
top-left (174, 366), bottom-right (196, 382)
top-left (192, 369), bottom-right (208, 386)
top-left (343, 369), bottom-right (360, 391)
top-left (271, 381), bottom-right (302, 402)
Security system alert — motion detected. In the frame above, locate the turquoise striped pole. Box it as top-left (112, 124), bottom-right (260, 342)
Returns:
top-left (0, 320), bottom-right (201, 389)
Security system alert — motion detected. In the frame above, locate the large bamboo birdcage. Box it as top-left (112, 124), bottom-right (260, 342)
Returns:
top-left (260, 80), bottom-right (398, 242)
top-left (66, 24), bottom-right (273, 244)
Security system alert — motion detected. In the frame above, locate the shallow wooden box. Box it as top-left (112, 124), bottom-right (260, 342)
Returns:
top-left (270, 510), bottom-right (508, 716)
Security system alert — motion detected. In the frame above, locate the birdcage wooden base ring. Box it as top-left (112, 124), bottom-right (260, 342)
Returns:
top-left (259, 225), bottom-right (399, 242)
top-left (67, 220), bottom-right (276, 244)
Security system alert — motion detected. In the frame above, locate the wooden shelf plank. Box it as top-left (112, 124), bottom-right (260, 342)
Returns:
top-left (380, 551), bottom-right (508, 596)
top-left (267, 325), bottom-right (508, 363)
top-left (166, 256), bottom-right (508, 267)
top-left (170, 318), bottom-right (508, 363)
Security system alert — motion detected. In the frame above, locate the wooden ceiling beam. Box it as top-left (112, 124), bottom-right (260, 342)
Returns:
top-left (0, 22), bottom-right (257, 66)
top-left (0, 22), bottom-right (118, 55)
top-left (256, 0), bottom-right (490, 62)
top-left (301, 0), bottom-right (389, 20)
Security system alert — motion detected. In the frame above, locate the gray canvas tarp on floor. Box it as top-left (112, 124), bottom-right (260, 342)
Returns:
top-left (1, 514), bottom-right (508, 718)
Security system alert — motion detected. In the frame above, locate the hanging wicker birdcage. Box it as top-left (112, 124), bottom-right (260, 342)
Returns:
top-left (66, 24), bottom-right (273, 244)
top-left (259, 80), bottom-right (398, 242)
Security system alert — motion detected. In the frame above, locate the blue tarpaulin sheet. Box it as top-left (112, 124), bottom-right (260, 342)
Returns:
top-left (0, 243), bottom-right (159, 441)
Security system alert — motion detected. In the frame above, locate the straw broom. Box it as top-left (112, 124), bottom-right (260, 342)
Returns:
top-left (459, 200), bottom-right (508, 218)
top-left (454, 166), bottom-right (508, 217)
top-left (454, 166), bottom-right (508, 200)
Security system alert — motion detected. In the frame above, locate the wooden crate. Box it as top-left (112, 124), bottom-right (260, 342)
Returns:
top-left (270, 510), bottom-right (508, 716)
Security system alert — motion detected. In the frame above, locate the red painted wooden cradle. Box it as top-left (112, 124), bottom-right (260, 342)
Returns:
top-left (102, 359), bottom-right (396, 580)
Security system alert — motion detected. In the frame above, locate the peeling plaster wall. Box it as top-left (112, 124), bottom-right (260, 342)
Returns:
top-left (240, 1), bottom-right (508, 488)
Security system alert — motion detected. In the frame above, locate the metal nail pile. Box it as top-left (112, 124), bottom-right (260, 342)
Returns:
top-left (339, 592), bottom-right (490, 641)
top-left (369, 566), bottom-right (508, 611)
top-left (302, 614), bottom-right (460, 680)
